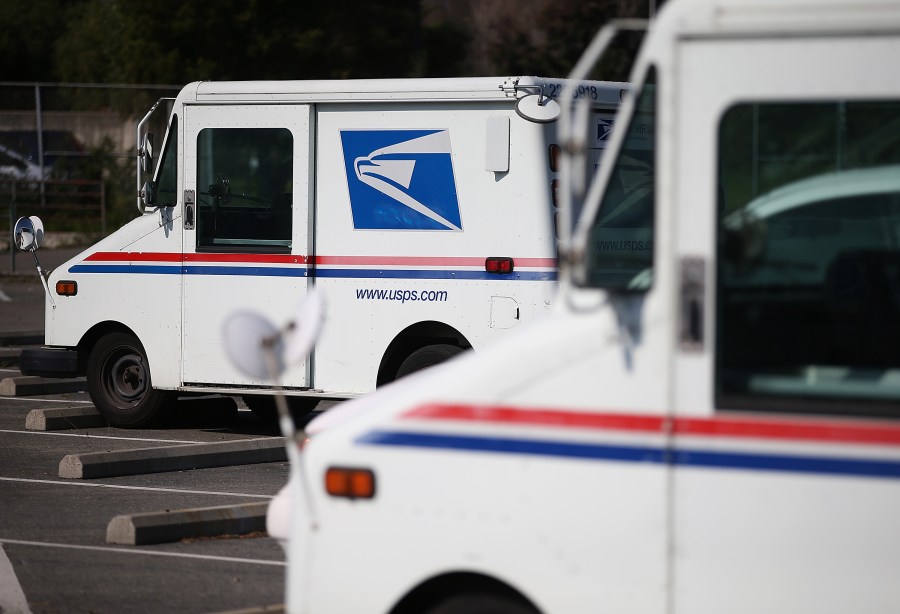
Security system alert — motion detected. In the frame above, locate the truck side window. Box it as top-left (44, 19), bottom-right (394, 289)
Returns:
top-left (716, 101), bottom-right (900, 417)
top-left (196, 127), bottom-right (293, 252)
top-left (582, 67), bottom-right (655, 291)
top-left (155, 115), bottom-right (178, 207)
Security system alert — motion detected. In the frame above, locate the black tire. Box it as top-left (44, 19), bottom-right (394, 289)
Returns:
top-left (395, 344), bottom-right (463, 380)
top-left (86, 332), bottom-right (170, 428)
top-left (426, 593), bottom-right (538, 614)
top-left (243, 394), bottom-right (319, 422)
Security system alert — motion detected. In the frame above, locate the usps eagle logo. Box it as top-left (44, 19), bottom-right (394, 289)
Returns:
top-left (340, 130), bottom-right (462, 231)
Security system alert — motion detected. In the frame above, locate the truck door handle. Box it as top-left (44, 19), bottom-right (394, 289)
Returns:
top-left (184, 189), bottom-right (195, 230)
top-left (679, 257), bottom-right (705, 352)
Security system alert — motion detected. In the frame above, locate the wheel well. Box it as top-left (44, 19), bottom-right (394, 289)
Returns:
top-left (376, 321), bottom-right (471, 387)
top-left (390, 572), bottom-right (539, 614)
top-left (76, 321), bottom-right (139, 375)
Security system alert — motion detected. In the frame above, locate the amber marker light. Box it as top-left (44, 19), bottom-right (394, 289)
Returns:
top-left (325, 467), bottom-right (376, 499)
top-left (55, 280), bottom-right (77, 296)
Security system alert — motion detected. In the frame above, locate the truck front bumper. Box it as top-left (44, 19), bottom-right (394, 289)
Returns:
top-left (19, 347), bottom-right (80, 378)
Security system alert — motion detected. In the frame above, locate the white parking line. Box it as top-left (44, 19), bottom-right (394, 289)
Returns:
top-left (0, 544), bottom-right (31, 614)
top-left (0, 539), bottom-right (284, 566)
top-left (0, 288), bottom-right (11, 302)
top-left (0, 429), bottom-right (200, 444)
top-left (0, 476), bottom-right (273, 499)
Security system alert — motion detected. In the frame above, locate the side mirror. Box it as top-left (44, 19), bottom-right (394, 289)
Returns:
top-left (223, 290), bottom-right (325, 382)
top-left (515, 94), bottom-right (561, 124)
top-left (223, 290), bottom-right (326, 440)
top-left (140, 180), bottom-right (157, 209)
top-left (13, 216), bottom-right (44, 252)
top-left (723, 212), bottom-right (767, 266)
top-left (209, 177), bottom-right (230, 200)
top-left (139, 133), bottom-right (154, 173)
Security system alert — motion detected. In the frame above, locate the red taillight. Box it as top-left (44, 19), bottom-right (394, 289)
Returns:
top-left (325, 467), bottom-right (376, 499)
top-left (485, 257), bottom-right (514, 274)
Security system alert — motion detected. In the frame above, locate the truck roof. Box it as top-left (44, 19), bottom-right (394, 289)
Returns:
top-left (656, 0), bottom-right (900, 37)
top-left (179, 76), bottom-right (626, 106)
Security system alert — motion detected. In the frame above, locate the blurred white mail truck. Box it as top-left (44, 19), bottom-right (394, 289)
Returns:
top-left (268, 0), bottom-right (900, 612)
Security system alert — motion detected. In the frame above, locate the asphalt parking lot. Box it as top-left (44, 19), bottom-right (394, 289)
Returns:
top-left (0, 251), bottom-right (313, 613)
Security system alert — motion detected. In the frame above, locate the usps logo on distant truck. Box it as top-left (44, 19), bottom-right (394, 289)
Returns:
top-left (340, 130), bottom-right (462, 231)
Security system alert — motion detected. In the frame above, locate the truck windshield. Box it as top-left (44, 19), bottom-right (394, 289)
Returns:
top-left (581, 68), bottom-right (655, 291)
top-left (155, 116), bottom-right (178, 207)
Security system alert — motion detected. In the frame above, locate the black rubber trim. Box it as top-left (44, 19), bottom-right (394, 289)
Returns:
top-left (19, 347), bottom-right (80, 377)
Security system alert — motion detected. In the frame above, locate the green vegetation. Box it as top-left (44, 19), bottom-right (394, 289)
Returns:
top-left (0, 0), bottom-right (650, 236)
top-left (1, 0), bottom-right (649, 87)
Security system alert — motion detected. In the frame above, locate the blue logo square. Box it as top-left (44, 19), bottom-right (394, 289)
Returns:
top-left (340, 130), bottom-right (462, 231)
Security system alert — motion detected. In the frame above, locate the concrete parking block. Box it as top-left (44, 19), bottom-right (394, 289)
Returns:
top-left (59, 437), bottom-right (288, 479)
top-left (106, 501), bottom-right (270, 545)
top-left (26, 406), bottom-right (105, 430)
top-left (0, 375), bottom-right (87, 396)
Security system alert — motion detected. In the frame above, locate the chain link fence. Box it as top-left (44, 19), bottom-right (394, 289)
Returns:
top-left (1, 82), bottom-right (181, 269)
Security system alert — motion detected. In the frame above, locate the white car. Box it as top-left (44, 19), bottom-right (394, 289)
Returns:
top-left (0, 143), bottom-right (47, 181)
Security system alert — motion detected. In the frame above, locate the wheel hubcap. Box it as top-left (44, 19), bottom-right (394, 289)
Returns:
top-left (109, 354), bottom-right (146, 402)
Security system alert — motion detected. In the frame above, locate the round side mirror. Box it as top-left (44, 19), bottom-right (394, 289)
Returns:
top-left (723, 212), bottom-right (767, 266)
top-left (222, 290), bottom-right (325, 380)
top-left (223, 311), bottom-right (283, 380)
top-left (13, 216), bottom-right (44, 252)
top-left (515, 94), bottom-right (561, 124)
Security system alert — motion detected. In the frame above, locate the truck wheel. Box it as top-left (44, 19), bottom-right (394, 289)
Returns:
top-left (426, 593), bottom-right (538, 614)
top-left (395, 344), bottom-right (463, 380)
top-left (87, 332), bottom-right (169, 428)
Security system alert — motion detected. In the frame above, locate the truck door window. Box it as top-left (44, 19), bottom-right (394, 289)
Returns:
top-left (196, 127), bottom-right (293, 251)
top-left (716, 101), bottom-right (900, 417)
top-left (581, 67), bottom-right (655, 291)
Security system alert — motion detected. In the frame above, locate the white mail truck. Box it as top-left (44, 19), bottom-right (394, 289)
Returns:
top-left (263, 0), bottom-right (900, 612)
top-left (17, 77), bottom-right (623, 427)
